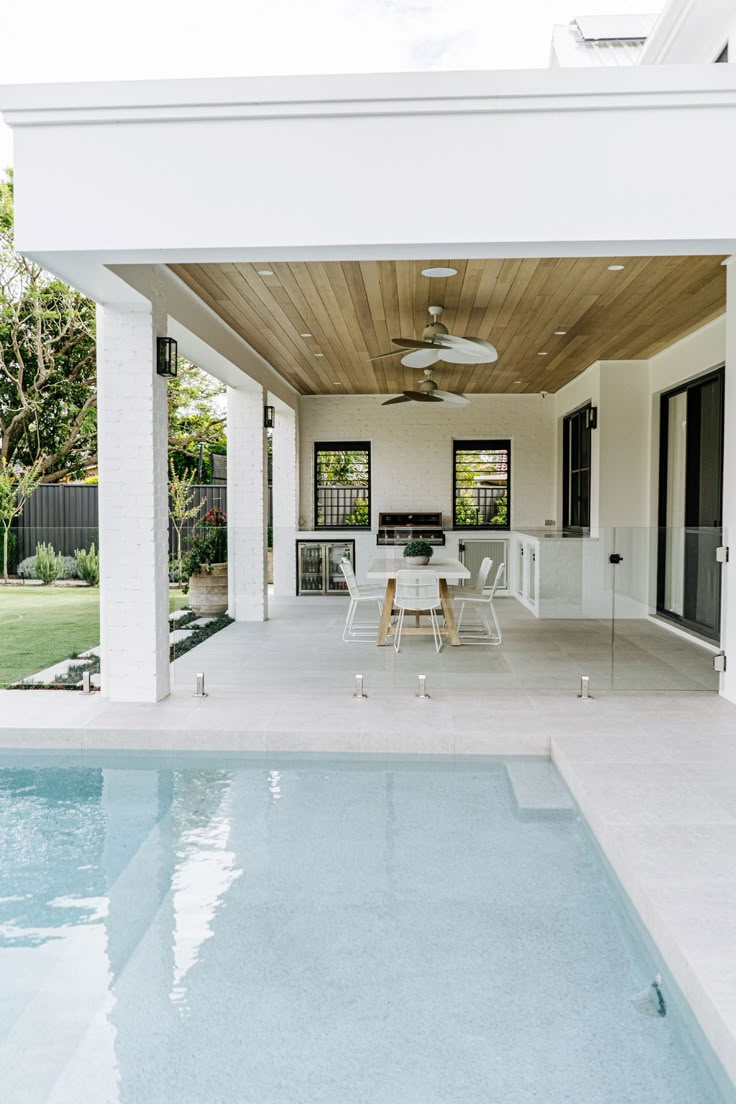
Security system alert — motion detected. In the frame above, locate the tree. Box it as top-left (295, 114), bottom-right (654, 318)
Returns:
top-left (1, 173), bottom-right (227, 482)
top-left (168, 361), bottom-right (227, 479)
top-left (0, 457), bottom-right (43, 582)
top-left (168, 461), bottom-right (206, 586)
top-left (0, 173), bottom-right (97, 482)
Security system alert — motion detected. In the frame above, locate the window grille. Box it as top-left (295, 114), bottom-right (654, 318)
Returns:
top-left (314, 442), bottom-right (371, 529)
top-left (453, 440), bottom-right (510, 529)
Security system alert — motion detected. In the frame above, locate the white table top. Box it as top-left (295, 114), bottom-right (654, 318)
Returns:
top-left (366, 556), bottom-right (470, 582)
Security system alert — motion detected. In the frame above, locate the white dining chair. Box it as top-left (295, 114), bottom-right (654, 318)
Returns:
top-left (454, 562), bottom-right (505, 645)
top-left (340, 560), bottom-right (385, 643)
top-left (447, 556), bottom-right (493, 601)
top-left (393, 570), bottom-right (443, 654)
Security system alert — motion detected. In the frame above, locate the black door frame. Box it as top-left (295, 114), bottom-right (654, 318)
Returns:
top-left (562, 401), bottom-right (593, 531)
top-left (656, 365), bottom-right (724, 640)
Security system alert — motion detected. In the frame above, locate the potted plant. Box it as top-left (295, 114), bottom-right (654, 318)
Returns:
top-left (403, 539), bottom-right (434, 567)
top-left (182, 523), bottom-right (228, 616)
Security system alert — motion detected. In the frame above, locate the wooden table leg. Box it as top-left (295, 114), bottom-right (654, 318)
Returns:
top-left (439, 579), bottom-right (461, 645)
top-left (376, 578), bottom-right (396, 645)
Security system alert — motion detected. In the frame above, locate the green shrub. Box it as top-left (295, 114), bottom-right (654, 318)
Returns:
top-left (34, 542), bottom-right (64, 584)
top-left (403, 539), bottom-right (434, 559)
top-left (75, 543), bottom-right (100, 586)
top-left (18, 553), bottom-right (78, 580)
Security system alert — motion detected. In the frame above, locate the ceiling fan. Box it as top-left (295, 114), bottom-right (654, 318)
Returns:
top-left (372, 305), bottom-right (498, 370)
top-left (382, 368), bottom-right (470, 407)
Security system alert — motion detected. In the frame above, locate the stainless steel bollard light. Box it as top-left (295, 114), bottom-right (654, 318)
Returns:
top-left (81, 671), bottom-right (91, 694)
top-left (578, 675), bottom-right (591, 700)
top-left (194, 672), bottom-right (208, 698)
top-left (417, 674), bottom-right (430, 699)
top-left (353, 674), bottom-right (367, 699)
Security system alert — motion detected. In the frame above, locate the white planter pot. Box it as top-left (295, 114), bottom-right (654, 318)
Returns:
top-left (404, 556), bottom-right (431, 566)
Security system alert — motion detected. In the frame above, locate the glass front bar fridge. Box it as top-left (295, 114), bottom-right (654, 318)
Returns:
top-left (296, 540), bottom-right (355, 595)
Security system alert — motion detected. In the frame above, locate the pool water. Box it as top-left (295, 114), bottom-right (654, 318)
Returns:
top-left (0, 754), bottom-right (730, 1104)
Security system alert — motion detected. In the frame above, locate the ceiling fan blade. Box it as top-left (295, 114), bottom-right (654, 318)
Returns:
top-left (435, 334), bottom-right (498, 362)
top-left (434, 349), bottom-right (479, 364)
top-left (435, 390), bottom-right (471, 407)
top-left (370, 349), bottom-right (405, 361)
top-left (401, 349), bottom-right (440, 368)
top-left (391, 338), bottom-right (443, 351)
top-left (402, 391), bottom-right (443, 403)
top-left (381, 394), bottom-right (412, 405)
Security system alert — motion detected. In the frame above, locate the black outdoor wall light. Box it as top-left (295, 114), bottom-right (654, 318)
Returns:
top-left (156, 336), bottom-right (178, 378)
top-left (264, 405), bottom-right (275, 429)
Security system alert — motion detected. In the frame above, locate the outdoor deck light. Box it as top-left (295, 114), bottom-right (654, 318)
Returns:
top-left (156, 336), bottom-right (178, 378)
top-left (264, 405), bottom-right (275, 429)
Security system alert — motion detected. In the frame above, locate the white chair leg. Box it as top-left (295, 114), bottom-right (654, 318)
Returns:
top-left (394, 608), bottom-right (405, 653)
top-left (430, 607), bottom-right (443, 653)
top-left (343, 598), bottom-right (356, 642)
top-left (456, 600), bottom-right (466, 632)
top-left (489, 600), bottom-right (502, 645)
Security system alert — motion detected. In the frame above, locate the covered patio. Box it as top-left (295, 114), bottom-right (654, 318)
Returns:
top-left (1, 65), bottom-right (735, 705)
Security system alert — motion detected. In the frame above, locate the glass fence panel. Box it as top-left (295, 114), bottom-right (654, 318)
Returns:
top-left (611, 526), bottom-right (722, 692)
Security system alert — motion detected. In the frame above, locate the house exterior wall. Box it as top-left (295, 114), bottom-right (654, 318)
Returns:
top-left (298, 394), bottom-right (555, 531)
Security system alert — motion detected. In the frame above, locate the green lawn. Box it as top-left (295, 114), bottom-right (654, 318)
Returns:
top-left (0, 586), bottom-right (189, 687)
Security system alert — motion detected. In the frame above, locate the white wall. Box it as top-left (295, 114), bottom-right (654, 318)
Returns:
top-left (299, 394), bottom-right (555, 530)
top-left (3, 67), bottom-right (736, 276)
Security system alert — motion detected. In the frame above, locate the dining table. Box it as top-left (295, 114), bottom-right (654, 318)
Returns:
top-left (366, 556), bottom-right (471, 646)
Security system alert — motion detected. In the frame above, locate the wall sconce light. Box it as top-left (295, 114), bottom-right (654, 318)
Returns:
top-left (588, 406), bottom-right (598, 430)
top-left (156, 336), bottom-right (178, 378)
top-left (264, 405), bottom-right (275, 429)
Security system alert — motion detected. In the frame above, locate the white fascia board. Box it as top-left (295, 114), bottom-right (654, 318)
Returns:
top-left (2, 65), bottom-right (736, 124)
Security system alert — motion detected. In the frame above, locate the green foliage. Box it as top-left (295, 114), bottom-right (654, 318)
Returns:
top-left (169, 461), bottom-right (206, 586)
top-left (454, 493), bottom-right (481, 527)
top-left (489, 494), bottom-right (508, 527)
top-left (344, 497), bottom-right (369, 527)
top-left (167, 362), bottom-right (227, 478)
top-left (34, 541), bottom-right (64, 585)
top-left (74, 543), bottom-right (99, 586)
top-left (181, 528), bottom-right (227, 581)
top-left (0, 174), bottom-right (97, 481)
top-left (0, 456), bottom-right (44, 581)
top-left (403, 539), bottom-right (434, 559)
top-left (18, 553), bottom-right (78, 580)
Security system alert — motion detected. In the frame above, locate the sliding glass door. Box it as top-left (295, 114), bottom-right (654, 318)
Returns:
top-left (657, 368), bottom-right (724, 640)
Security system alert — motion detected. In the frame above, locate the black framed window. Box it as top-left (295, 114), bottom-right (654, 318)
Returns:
top-left (453, 440), bottom-right (510, 529)
top-left (563, 404), bottom-right (593, 530)
top-left (314, 442), bottom-right (371, 529)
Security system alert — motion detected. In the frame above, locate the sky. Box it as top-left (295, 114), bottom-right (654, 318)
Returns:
top-left (0, 0), bottom-right (663, 168)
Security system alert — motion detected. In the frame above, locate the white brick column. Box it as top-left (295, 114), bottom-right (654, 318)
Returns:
top-left (720, 257), bottom-right (736, 701)
top-left (97, 302), bottom-right (170, 701)
top-left (271, 405), bottom-right (298, 596)
top-left (227, 385), bottom-right (269, 621)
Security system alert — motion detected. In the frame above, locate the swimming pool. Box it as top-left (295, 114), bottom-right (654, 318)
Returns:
top-left (0, 753), bottom-right (731, 1103)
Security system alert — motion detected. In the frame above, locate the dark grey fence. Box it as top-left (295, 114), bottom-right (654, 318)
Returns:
top-left (10, 483), bottom-right (275, 567)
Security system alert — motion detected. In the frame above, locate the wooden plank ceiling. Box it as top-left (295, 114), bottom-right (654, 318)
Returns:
top-left (170, 258), bottom-right (726, 395)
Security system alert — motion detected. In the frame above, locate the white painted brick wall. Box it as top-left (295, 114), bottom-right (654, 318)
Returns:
top-left (227, 386), bottom-right (269, 620)
top-left (272, 408), bottom-right (298, 597)
top-left (298, 394), bottom-right (556, 532)
top-left (97, 302), bottom-right (170, 701)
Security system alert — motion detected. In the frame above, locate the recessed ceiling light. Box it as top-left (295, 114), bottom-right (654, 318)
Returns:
top-left (554, 330), bottom-right (567, 335)
top-left (257, 269), bottom-right (274, 276)
top-left (315, 352), bottom-right (324, 357)
top-left (537, 352), bottom-right (548, 356)
top-left (514, 379), bottom-right (523, 384)
top-left (607, 264), bottom-right (625, 271)
top-left (333, 380), bottom-right (342, 385)
top-left (421, 267), bottom-right (458, 278)
top-left (300, 332), bottom-right (312, 338)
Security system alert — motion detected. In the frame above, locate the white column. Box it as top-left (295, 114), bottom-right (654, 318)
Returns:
top-left (227, 385), bottom-right (268, 621)
top-left (271, 405), bottom-right (298, 597)
top-left (97, 302), bottom-right (170, 702)
top-left (720, 257), bottom-right (736, 701)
